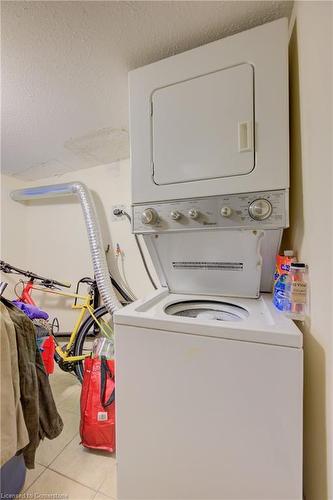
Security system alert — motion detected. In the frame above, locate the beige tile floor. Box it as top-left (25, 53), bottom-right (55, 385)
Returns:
top-left (22, 364), bottom-right (117, 499)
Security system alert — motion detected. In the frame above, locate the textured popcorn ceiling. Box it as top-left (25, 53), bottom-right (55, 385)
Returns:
top-left (1, 1), bottom-right (293, 180)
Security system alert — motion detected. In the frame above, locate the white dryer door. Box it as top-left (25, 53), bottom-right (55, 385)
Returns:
top-left (152, 63), bottom-right (254, 185)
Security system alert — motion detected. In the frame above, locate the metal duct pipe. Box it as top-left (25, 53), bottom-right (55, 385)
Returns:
top-left (11, 182), bottom-right (122, 314)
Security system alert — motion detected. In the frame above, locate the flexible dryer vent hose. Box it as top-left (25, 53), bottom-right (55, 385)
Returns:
top-left (11, 182), bottom-right (123, 315)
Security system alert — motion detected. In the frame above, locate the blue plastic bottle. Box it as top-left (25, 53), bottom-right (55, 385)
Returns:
top-left (273, 250), bottom-right (296, 311)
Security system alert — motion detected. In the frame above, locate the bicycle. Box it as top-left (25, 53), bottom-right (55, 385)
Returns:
top-left (0, 260), bottom-right (131, 382)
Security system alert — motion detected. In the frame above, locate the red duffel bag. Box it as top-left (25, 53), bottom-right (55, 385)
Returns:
top-left (80, 356), bottom-right (115, 453)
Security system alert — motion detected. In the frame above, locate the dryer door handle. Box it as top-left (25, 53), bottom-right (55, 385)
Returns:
top-left (238, 121), bottom-right (253, 152)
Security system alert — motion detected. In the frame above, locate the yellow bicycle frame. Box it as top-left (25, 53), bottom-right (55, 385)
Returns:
top-left (32, 286), bottom-right (113, 363)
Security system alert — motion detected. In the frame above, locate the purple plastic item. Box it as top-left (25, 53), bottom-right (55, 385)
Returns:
top-left (12, 300), bottom-right (49, 320)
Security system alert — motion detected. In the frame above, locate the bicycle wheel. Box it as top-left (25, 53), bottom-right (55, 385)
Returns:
top-left (73, 305), bottom-right (113, 382)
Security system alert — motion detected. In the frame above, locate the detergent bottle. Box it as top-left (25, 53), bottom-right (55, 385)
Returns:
top-left (273, 250), bottom-right (296, 311)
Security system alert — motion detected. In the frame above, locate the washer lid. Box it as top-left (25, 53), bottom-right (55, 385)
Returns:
top-left (165, 300), bottom-right (249, 322)
top-left (144, 229), bottom-right (264, 298)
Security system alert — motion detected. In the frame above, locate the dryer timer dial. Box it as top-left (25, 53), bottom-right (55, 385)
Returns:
top-left (248, 199), bottom-right (272, 220)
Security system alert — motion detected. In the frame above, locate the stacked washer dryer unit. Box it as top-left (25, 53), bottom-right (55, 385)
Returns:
top-left (114, 18), bottom-right (303, 500)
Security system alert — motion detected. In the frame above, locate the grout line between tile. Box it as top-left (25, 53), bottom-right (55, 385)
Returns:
top-left (95, 492), bottom-right (116, 500)
top-left (96, 462), bottom-right (117, 492)
top-left (47, 466), bottom-right (99, 493)
top-left (97, 493), bottom-right (116, 500)
top-left (43, 432), bottom-right (80, 468)
top-left (22, 465), bottom-right (47, 493)
top-left (42, 370), bottom-right (98, 495)
top-left (45, 433), bottom-right (116, 495)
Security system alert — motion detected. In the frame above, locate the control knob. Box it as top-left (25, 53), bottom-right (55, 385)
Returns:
top-left (248, 199), bottom-right (272, 220)
top-left (170, 210), bottom-right (182, 221)
top-left (221, 206), bottom-right (233, 218)
top-left (188, 209), bottom-right (199, 219)
top-left (141, 208), bottom-right (158, 225)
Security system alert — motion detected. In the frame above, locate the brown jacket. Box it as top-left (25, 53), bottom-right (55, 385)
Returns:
top-left (0, 303), bottom-right (29, 466)
top-left (1, 298), bottom-right (63, 469)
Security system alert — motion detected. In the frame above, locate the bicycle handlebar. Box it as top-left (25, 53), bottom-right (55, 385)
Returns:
top-left (0, 260), bottom-right (71, 288)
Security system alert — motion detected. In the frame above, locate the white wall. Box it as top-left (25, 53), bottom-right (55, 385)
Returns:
top-left (286, 3), bottom-right (333, 499)
top-left (1, 161), bottom-right (158, 330)
top-left (0, 174), bottom-right (30, 295)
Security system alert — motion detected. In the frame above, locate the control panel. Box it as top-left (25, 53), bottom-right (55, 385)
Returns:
top-left (132, 190), bottom-right (288, 233)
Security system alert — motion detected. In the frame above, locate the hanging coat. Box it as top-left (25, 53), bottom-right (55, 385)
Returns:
top-left (1, 298), bottom-right (63, 469)
top-left (0, 303), bottom-right (29, 466)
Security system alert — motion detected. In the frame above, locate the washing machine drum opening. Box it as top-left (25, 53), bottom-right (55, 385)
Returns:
top-left (165, 301), bottom-right (249, 322)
